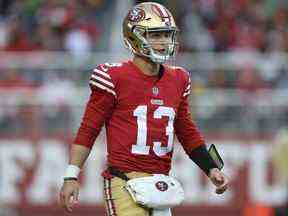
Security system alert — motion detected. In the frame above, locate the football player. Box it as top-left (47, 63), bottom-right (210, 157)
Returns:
top-left (59, 2), bottom-right (228, 216)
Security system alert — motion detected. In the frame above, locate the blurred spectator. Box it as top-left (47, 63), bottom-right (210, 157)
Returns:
top-left (237, 66), bottom-right (266, 92)
top-left (0, 21), bottom-right (8, 49)
top-left (0, 69), bottom-right (33, 88)
top-left (5, 17), bottom-right (40, 51)
top-left (33, 21), bottom-right (62, 50)
top-left (208, 69), bottom-right (228, 88)
top-left (275, 68), bottom-right (288, 89)
top-left (64, 28), bottom-right (93, 55)
top-left (180, 2), bottom-right (214, 51)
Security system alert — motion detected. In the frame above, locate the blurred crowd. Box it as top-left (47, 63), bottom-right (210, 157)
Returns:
top-left (175, 0), bottom-right (288, 91)
top-left (0, 0), bottom-right (114, 52)
top-left (174, 0), bottom-right (288, 53)
top-left (0, 0), bottom-right (115, 88)
top-left (0, 0), bottom-right (287, 89)
top-left (0, 0), bottom-right (288, 137)
top-left (1, 0), bottom-right (287, 53)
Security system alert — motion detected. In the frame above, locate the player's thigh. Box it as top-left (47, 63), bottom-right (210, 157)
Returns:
top-left (103, 177), bottom-right (151, 216)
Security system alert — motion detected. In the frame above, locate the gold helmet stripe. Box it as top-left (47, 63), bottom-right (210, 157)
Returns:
top-left (156, 4), bottom-right (169, 18)
top-left (151, 4), bottom-right (171, 24)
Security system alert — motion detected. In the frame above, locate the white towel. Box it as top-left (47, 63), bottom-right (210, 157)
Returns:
top-left (152, 208), bottom-right (172, 216)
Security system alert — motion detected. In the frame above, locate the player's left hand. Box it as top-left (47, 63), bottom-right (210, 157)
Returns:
top-left (208, 168), bottom-right (229, 194)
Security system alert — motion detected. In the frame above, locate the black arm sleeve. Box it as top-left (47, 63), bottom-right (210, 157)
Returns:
top-left (188, 145), bottom-right (219, 176)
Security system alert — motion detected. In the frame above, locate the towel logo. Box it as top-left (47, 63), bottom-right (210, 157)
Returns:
top-left (155, 181), bottom-right (168, 192)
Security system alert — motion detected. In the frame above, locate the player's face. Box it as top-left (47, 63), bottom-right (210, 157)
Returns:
top-left (145, 30), bottom-right (173, 55)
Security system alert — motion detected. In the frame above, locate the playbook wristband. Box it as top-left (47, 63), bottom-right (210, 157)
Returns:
top-left (188, 145), bottom-right (218, 176)
top-left (63, 165), bottom-right (80, 181)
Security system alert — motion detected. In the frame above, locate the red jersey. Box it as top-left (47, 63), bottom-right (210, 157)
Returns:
top-left (74, 61), bottom-right (204, 175)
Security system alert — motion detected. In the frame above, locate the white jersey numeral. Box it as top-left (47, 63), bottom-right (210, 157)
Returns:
top-left (131, 105), bottom-right (175, 156)
top-left (153, 106), bottom-right (175, 156)
top-left (132, 106), bottom-right (150, 154)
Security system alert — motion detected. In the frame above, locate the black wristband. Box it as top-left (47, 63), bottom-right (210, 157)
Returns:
top-left (188, 145), bottom-right (218, 176)
top-left (63, 177), bottom-right (78, 181)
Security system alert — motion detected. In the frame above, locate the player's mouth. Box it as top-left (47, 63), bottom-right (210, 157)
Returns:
top-left (154, 48), bottom-right (167, 54)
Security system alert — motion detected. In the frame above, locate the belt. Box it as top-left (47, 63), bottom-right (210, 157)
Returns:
top-left (108, 166), bottom-right (130, 181)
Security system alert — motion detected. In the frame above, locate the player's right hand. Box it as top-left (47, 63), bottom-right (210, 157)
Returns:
top-left (59, 180), bottom-right (80, 212)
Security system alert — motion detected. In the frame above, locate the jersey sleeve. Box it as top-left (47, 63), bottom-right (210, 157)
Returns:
top-left (74, 64), bottom-right (117, 148)
top-left (182, 73), bottom-right (191, 98)
top-left (89, 64), bottom-right (118, 97)
top-left (174, 69), bottom-right (205, 154)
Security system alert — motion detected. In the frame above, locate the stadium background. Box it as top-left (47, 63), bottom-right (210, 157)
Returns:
top-left (0, 0), bottom-right (288, 215)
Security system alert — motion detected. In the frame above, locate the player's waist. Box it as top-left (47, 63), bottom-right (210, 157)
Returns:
top-left (107, 166), bottom-right (152, 180)
top-left (102, 164), bottom-right (169, 179)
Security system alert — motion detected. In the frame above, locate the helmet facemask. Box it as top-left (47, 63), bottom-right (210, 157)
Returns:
top-left (127, 26), bottom-right (179, 64)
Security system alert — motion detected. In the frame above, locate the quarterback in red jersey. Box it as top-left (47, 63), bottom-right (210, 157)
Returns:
top-left (60, 2), bottom-right (228, 216)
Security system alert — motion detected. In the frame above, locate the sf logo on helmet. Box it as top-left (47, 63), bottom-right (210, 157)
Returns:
top-left (128, 8), bottom-right (145, 22)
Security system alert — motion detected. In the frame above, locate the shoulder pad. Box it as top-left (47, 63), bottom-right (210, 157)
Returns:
top-left (170, 66), bottom-right (191, 98)
top-left (89, 62), bottom-right (123, 97)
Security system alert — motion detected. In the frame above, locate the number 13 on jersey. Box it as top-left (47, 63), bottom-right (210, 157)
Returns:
top-left (132, 105), bottom-right (175, 157)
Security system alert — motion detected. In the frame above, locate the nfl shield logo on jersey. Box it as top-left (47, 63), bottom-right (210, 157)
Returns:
top-left (152, 87), bottom-right (159, 96)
